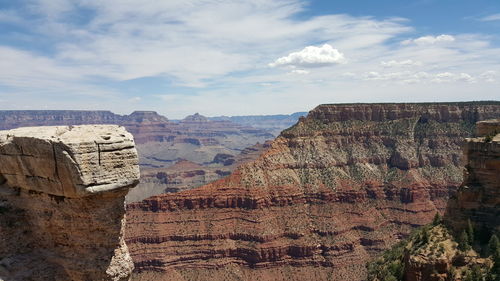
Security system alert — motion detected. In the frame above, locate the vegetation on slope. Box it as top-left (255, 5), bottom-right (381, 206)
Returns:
top-left (367, 213), bottom-right (500, 281)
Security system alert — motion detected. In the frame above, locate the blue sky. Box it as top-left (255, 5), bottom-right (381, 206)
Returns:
top-left (0, 0), bottom-right (499, 118)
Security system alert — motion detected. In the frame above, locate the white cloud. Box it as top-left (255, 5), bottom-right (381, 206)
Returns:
top-left (0, 0), bottom-right (499, 117)
top-left (381, 59), bottom-right (422, 67)
top-left (289, 69), bottom-right (310, 75)
top-left (432, 72), bottom-right (475, 83)
top-left (480, 13), bottom-right (500, 22)
top-left (269, 44), bottom-right (345, 68)
top-left (128, 96), bottom-right (141, 102)
top-left (402, 34), bottom-right (455, 45)
top-left (0, 10), bottom-right (23, 24)
top-left (360, 71), bottom-right (477, 84)
top-left (479, 71), bottom-right (498, 82)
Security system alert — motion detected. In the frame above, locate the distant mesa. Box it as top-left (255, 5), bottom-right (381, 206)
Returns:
top-left (125, 111), bottom-right (169, 123)
top-left (181, 113), bottom-right (209, 123)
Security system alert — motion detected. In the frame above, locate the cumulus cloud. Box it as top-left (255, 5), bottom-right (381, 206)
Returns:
top-left (269, 44), bottom-right (345, 68)
top-left (402, 34), bottom-right (455, 45)
top-left (380, 60), bottom-right (422, 67)
top-left (480, 13), bottom-right (500, 22)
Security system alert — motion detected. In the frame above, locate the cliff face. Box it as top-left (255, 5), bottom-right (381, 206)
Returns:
top-left (369, 119), bottom-right (500, 281)
top-left (445, 119), bottom-right (500, 231)
top-left (126, 102), bottom-right (500, 281)
top-left (126, 141), bottom-right (271, 202)
top-left (0, 125), bottom-right (140, 281)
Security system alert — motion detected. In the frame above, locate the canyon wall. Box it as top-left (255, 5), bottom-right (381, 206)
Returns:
top-left (0, 110), bottom-right (275, 201)
top-left (445, 118), bottom-right (500, 232)
top-left (126, 102), bottom-right (500, 281)
top-left (368, 119), bottom-right (500, 281)
top-left (0, 125), bottom-right (140, 281)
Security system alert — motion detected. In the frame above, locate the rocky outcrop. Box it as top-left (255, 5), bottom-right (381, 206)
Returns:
top-left (368, 118), bottom-right (500, 281)
top-left (0, 125), bottom-right (140, 281)
top-left (126, 102), bottom-right (500, 281)
top-left (445, 119), bottom-right (500, 230)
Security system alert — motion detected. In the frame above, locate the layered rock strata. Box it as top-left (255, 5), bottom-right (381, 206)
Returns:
top-left (127, 102), bottom-right (500, 281)
top-left (445, 119), bottom-right (500, 232)
top-left (374, 119), bottom-right (500, 281)
top-left (126, 141), bottom-right (271, 202)
top-left (0, 125), bottom-right (140, 281)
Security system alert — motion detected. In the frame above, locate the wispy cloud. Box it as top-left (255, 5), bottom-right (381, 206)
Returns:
top-left (402, 34), bottom-right (455, 45)
top-left (0, 0), bottom-right (499, 117)
top-left (381, 60), bottom-right (422, 67)
top-left (479, 13), bottom-right (500, 22)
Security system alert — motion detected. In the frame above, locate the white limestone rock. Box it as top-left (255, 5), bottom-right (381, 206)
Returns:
top-left (0, 125), bottom-right (140, 197)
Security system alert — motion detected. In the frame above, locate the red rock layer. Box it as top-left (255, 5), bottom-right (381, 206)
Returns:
top-left (126, 102), bottom-right (500, 281)
top-left (400, 119), bottom-right (500, 281)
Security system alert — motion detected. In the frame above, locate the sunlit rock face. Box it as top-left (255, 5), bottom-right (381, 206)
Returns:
top-left (127, 102), bottom-right (500, 281)
top-left (0, 125), bottom-right (140, 281)
top-left (445, 119), bottom-right (500, 232)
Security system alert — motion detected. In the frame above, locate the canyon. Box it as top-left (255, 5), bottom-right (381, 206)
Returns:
top-left (126, 102), bottom-right (500, 281)
top-left (0, 125), bottom-right (140, 281)
top-left (0, 110), bottom-right (283, 201)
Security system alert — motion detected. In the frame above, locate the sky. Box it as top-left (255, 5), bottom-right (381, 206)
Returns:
top-left (0, 0), bottom-right (499, 118)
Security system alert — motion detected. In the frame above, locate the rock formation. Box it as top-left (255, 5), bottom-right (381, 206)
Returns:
top-left (445, 119), bottom-right (500, 232)
top-left (126, 102), bottom-right (500, 281)
top-left (367, 118), bottom-right (500, 281)
top-left (0, 125), bottom-right (140, 281)
top-left (126, 141), bottom-right (271, 202)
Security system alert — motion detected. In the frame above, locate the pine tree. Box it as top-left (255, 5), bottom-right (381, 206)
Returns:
top-left (471, 265), bottom-right (483, 281)
top-left (467, 219), bottom-right (475, 244)
top-left (491, 249), bottom-right (500, 276)
top-left (433, 212), bottom-right (441, 226)
top-left (421, 228), bottom-right (429, 244)
top-left (458, 230), bottom-right (471, 252)
top-left (489, 234), bottom-right (500, 255)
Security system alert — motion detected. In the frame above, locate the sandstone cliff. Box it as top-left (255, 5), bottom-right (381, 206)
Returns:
top-left (0, 125), bottom-right (140, 281)
top-left (446, 119), bottom-right (500, 232)
top-left (367, 118), bottom-right (500, 281)
top-left (126, 102), bottom-right (500, 281)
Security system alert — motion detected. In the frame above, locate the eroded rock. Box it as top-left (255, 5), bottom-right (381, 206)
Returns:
top-left (0, 125), bottom-right (139, 281)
